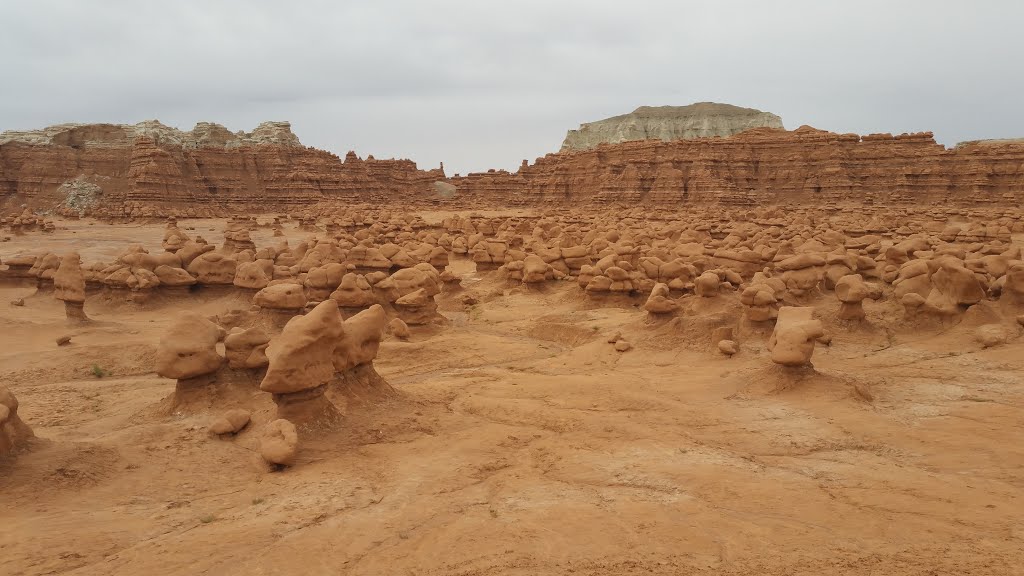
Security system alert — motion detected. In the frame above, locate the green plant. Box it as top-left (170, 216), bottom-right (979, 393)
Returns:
top-left (90, 364), bottom-right (109, 378)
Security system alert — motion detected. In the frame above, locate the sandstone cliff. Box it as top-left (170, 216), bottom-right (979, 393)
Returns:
top-left (561, 102), bottom-right (784, 151)
top-left (4, 120), bottom-right (1024, 216)
top-left (0, 121), bottom-right (444, 217)
top-left (451, 126), bottom-right (1024, 207)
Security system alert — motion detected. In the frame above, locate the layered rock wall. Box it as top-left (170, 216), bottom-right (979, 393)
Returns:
top-left (0, 121), bottom-right (444, 216)
top-left (451, 127), bottom-right (1024, 207)
top-left (4, 121), bottom-right (1024, 215)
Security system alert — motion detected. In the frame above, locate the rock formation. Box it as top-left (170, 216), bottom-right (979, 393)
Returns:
top-left (0, 385), bottom-right (34, 457)
top-left (155, 313), bottom-right (231, 409)
top-left (835, 274), bottom-right (881, 320)
top-left (224, 327), bottom-right (271, 369)
top-left (448, 127), bottom-right (1024, 207)
top-left (768, 307), bottom-right (825, 367)
top-left (259, 301), bottom-right (392, 427)
top-left (561, 102), bottom-right (784, 151)
top-left (53, 252), bottom-right (88, 321)
top-left (5, 119), bottom-right (1024, 214)
top-left (644, 282), bottom-right (679, 314)
top-left (0, 121), bottom-right (444, 217)
top-left (260, 419), bottom-right (299, 467)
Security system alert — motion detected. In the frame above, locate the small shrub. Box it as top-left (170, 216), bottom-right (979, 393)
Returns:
top-left (90, 364), bottom-right (109, 378)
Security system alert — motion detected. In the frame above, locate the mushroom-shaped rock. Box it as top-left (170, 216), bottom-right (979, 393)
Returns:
top-left (155, 313), bottom-right (226, 380)
top-left (53, 252), bottom-right (85, 303)
top-left (253, 283), bottom-right (308, 310)
top-left (53, 252), bottom-right (88, 321)
top-left (260, 300), bottom-right (344, 395)
top-left (834, 274), bottom-right (881, 321)
top-left (224, 327), bottom-right (271, 369)
top-left (258, 297), bottom-right (350, 424)
top-left (209, 409), bottom-right (252, 435)
top-left (260, 419), bottom-right (298, 467)
top-left (644, 283), bottom-right (678, 314)
top-left (0, 385), bottom-right (35, 456)
top-left (768, 307), bottom-right (825, 367)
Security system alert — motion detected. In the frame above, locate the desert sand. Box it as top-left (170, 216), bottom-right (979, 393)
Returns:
top-left (1, 208), bottom-right (1022, 576)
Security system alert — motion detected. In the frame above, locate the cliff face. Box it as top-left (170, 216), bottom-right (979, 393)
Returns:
top-left (0, 121), bottom-right (444, 216)
top-left (4, 120), bottom-right (1024, 215)
top-left (452, 127), bottom-right (1024, 207)
top-left (561, 102), bottom-right (784, 151)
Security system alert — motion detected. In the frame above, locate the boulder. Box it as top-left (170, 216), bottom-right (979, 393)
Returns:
top-left (260, 419), bottom-right (298, 467)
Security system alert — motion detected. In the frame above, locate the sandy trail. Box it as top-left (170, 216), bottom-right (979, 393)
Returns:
top-left (1, 220), bottom-right (1022, 576)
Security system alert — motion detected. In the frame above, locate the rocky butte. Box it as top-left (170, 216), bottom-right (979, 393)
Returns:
top-left (560, 102), bottom-right (785, 151)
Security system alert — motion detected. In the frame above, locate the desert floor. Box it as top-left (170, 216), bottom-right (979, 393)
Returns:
top-left (1, 217), bottom-right (1022, 576)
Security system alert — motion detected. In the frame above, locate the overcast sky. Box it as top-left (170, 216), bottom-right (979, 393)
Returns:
top-left (1, 1), bottom-right (1022, 175)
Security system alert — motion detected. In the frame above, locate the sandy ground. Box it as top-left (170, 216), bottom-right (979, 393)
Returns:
top-left (1, 219), bottom-right (1023, 576)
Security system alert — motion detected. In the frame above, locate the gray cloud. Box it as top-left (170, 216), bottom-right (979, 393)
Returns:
top-left (2, 0), bottom-right (1022, 175)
